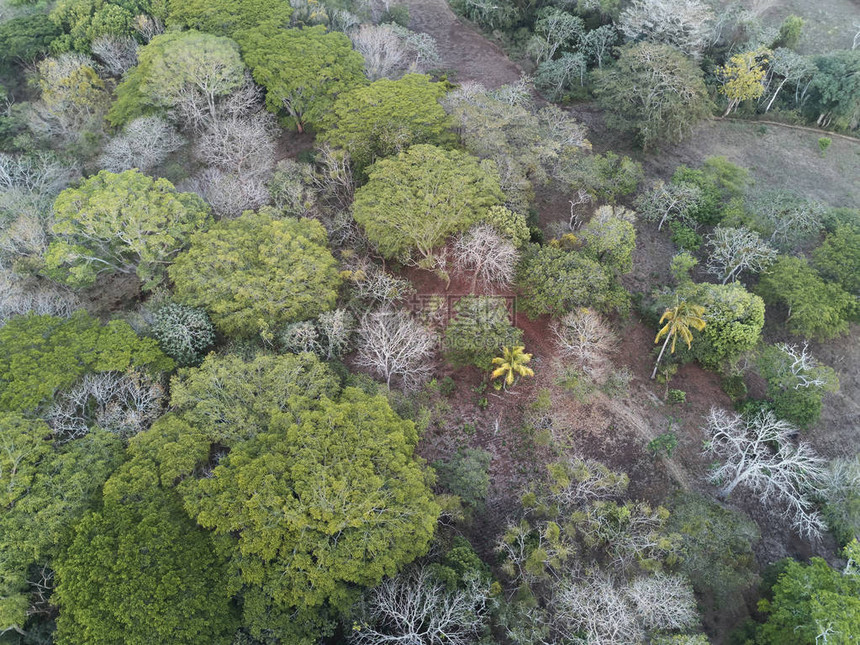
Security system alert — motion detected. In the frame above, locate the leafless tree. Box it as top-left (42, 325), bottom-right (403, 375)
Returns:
top-left (552, 308), bottom-right (617, 372)
top-left (351, 24), bottom-right (409, 80)
top-left (346, 258), bottom-right (415, 308)
top-left (619, 0), bottom-right (715, 58)
top-left (317, 309), bottom-right (354, 360)
top-left (279, 321), bottom-right (321, 355)
top-left (703, 407), bottom-right (828, 540)
top-left (182, 167), bottom-right (270, 219)
top-left (761, 48), bottom-right (816, 112)
top-left (627, 573), bottom-right (698, 631)
top-left (91, 35), bottom-right (139, 76)
top-left (132, 14), bottom-right (164, 42)
top-left (194, 111), bottom-right (276, 179)
top-left (635, 180), bottom-right (701, 231)
top-left (548, 456), bottom-right (629, 509)
top-left (556, 573), bottom-right (645, 644)
top-left (48, 370), bottom-right (165, 440)
top-left (0, 151), bottom-right (77, 196)
top-left (350, 566), bottom-right (491, 645)
top-left (0, 270), bottom-right (80, 325)
top-left (313, 144), bottom-right (355, 212)
top-left (269, 159), bottom-right (317, 217)
top-left (99, 116), bottom-right (185, 173)
top-left (453, 223), bottom-right (518, 292)
top-left (705, 226), bottom-right (778, 284)
top-left (356, 309), bottom-right (436, 391)
top-left (388, 24), bottom-right (441, 71)
top-left (568, 189), bottom-right (591, 229)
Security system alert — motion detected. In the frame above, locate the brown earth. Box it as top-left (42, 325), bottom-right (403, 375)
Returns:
top-left (400, 0), bottom-right (524, 85)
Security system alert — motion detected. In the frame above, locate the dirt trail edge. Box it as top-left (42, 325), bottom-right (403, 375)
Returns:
top-left (401, 0), bottom-right (523, 86)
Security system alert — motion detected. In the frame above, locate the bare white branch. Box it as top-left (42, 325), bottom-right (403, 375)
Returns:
top-left (99, 116), bottom-right (185, 173)
top-left (356, 309), bottom-right (436, 391)
top-left (453, 223), bottom-right (518, 291)
top-left (619, 0), bottom-right (715, 58)
top-left (703, 407), bottom-right (828, 540)
top-left (705, 225), bottom-right (778, 284)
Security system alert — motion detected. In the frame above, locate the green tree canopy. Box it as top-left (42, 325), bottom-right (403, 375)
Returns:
top-left (132, 354), bottom-right (439, 642)
top-left (168, 352), bottom-right (340, 445)
top-left (165, 0), bottom-right (292, 37)
top-left (445, 296), bottom-right (522, 369)
top-left (813, 224), bottom-right (860, 296)
top-left (0, 312), bottom-right (173, 413)
top-left (579, 205), bottom-right (637, 275)
top-left (49, 0), bottom-right (154, 52)
top-left (108, 30), bottom-right (245, 126)
top-left (169, 209), bottom-right (342, 338)
top-left (319, 74), bottom-right (454, 176)
top-left (53, 458), bottom-right (237, 644)
top-left (593, 42), bottom-right (711, 149)
top-left (45, 169), bottom-right (212, 290)
top-left (805, 50), bottom-right (860, 131)
top-left (0, 15), bottom-right (62, 72)
top-left (757, 255), bottom-right (856, 340)
top-left (516, 244), bottom-right (618, 317)
top-left (756, 555), bottom-right (860, 644)
top-left (687, 282), bottom-right (765, 369)
top-left (238, 25), bottom-right (366, 132)
top-left (352, 144), bottom-right (504, 263)
top-left (0, 416), bottom-right (123, 633)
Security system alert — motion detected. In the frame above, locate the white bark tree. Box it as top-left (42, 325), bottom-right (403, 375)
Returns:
top-left (91, 35), bottom-right (139, 76)
top-left (772, 343), bottom-right (835, 390)
top-left (317, 308), bottom-right (354, 360)
top-left (350, 24), bottom-right (408, 80)
top-left (47, 370), bottom-right (165, 440)
top-left (350, 566), bottom-right (491, 645)
top-left (552, 308), bottom-right (617, 371)
top-left (0, 270), bottom-right (80, 325)
top-left (582, 24), bottom-right (618, 68)
top-left (356, 309), bottom-right (436, 391)
top-left (626, 573), bottom-right (698, 631)
top-left (635, 180), bottom-right (701, 231)
top-left (619, 0), bottom-right (715, 58)
top-left (99, 116), bottom-right (185, 173)
top-left (182, 167), bottom-right (270, 219)
top-left (527, 8), bottom-right (585, 65)
top-left (556, 573), bottom-right (645, 644)
top-left (703, 407), bottom-right (828, 540)
top-left (453, 223), bottom-right (518, 291)
top-left (705, 225), bottom-right (778, 284)
top-left (194, 112), bottom-right (276, 180)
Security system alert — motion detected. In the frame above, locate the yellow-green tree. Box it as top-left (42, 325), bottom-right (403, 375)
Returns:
top-left (651, 302), bottom-right (706, 379)
top-left (491, 346), bottom-right (535, 389)
top-left (718, 50), bottom-right (770, 116)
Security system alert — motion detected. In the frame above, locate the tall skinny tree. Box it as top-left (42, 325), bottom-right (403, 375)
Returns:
top-left (651, 301), bottom-right (706, 379)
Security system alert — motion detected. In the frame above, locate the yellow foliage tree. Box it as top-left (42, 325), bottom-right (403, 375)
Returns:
top-left (491, 346), bottom-right (535, 389)
top-left (651, 302), bottom-right (707, 379)
top-left (718, 50), bottom-right (770, 117)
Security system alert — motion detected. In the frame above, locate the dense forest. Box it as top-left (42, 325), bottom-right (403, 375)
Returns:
top-left (1, 0), bottom-right (859, 642)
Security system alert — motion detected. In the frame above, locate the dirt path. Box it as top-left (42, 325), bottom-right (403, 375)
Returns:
top-left (401, 0), bottom-right (523, 86)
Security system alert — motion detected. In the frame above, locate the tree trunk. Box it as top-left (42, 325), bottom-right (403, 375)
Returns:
top-left (650, 333), bottom-right (672, 380)
top-left (765, 78), bottom-right (787, 112)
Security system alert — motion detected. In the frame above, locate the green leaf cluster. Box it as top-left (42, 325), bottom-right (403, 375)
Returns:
top-left (108, 30), bottom-right (245, 126)
top-left (0, 312), bottom-right (173, 413)
top-left (320, 74), bottom-right (454, 176)
top-left (45, 169), bottom-right (212, 290)
top-left (756, 555), bottom-right (860, 644)
top-left (445, 296), bottom-right (522, 369)
top-left (757, 256), bottom-right (856, 341)
top-left (169, 208), bottom-right (342, 338)
top-left (130, 353), bottom-right (439, 641)
top-left (53, 458), bottom-right (237, 644)
top-left (49, 0), bottom-right (155, 52)
top-left (0, 416), bottom-right (124, 633)
top-left (353, 144), bottom-right (504, 261)
top-left (0, 15), bottom-right (61, 72)
top-left (238, 25), bottom-right (366, 131)
top-left (166, 0), bottom-right (292, 37)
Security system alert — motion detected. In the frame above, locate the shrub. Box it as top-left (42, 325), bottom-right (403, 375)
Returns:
top-left (647, 432), bottom-right (678, 458)
top-left (152, 303), bottom-right (216, 367)
top-left (445, 297), bottom-right (522, 369)
top-left (433, 448), bottom-right (492, 510)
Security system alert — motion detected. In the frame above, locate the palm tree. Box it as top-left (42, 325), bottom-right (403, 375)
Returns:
top-left (491, 346), bottom-right (535, 389)
top-left (650, 302), bottom-right (707, 380)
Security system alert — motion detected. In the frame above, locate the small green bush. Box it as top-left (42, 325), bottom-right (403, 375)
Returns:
top-left (669, 221), bottom-right (702, 251)
top-left (667, 389), bottom-right (686, 405)
top-left (818, 137), bottom-right (832, 157)
top-left (381, 5), bottom-right (410, 26)
top-left (647, 432), bottom-right (678, 458)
